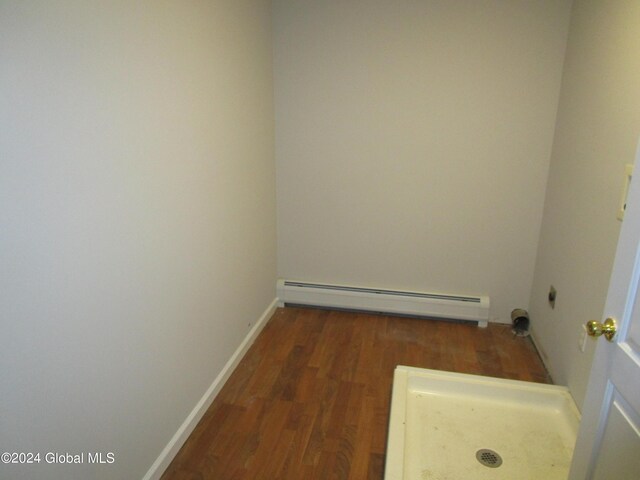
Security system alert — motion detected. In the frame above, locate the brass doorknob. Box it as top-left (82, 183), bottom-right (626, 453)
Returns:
top-left (586, 317), bottom-right (617, 342)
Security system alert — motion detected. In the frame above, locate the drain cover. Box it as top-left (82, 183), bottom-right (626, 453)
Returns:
top-left (476, 449), bottom-right (503, 468)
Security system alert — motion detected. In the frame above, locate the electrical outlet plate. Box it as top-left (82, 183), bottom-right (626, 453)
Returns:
top-left (578, 324), bottom-right (588, 352)
top-left (617, 164), bottom-right (634, 221)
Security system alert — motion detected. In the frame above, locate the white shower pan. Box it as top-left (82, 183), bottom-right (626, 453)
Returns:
top-left (385, 366), bottom-right (580, 480)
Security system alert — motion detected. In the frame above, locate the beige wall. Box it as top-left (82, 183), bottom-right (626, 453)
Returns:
top-left (529, 0), bottom-right (640, 409)
top-left (0, 1), bottom-right (275, 478)
top-left (274, 0), bottom-right (572, 323)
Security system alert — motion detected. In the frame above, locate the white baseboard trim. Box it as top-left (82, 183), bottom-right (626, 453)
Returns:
top-left (141, 298), bottom-right (279, 480)
top-left (528, 327), bottom-right (555, 384)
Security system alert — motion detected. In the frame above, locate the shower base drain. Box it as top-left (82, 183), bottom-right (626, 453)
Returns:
top-left (476, 449), bottom-right (503, 468)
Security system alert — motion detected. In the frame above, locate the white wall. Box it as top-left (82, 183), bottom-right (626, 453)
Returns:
top-left (0, 1), bottom-right (275, 479)
top-left (529, 0), bottom-right (640, 410)
top-left (274, 0), bottom-right (572, 323)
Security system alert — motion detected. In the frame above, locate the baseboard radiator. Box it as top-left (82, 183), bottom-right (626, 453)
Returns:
top-left (277, 279), bottom-right (490, 327)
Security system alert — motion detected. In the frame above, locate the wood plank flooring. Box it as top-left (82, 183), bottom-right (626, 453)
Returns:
top-left (161, 307), bottom-right (551, 480)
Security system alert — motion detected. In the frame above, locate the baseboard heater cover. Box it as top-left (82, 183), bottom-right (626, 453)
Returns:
top-left (277, 280), bottom-right (490, 326)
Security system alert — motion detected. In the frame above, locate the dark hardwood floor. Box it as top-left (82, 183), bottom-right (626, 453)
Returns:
top-left (161, 307), bottom-right (551, 479)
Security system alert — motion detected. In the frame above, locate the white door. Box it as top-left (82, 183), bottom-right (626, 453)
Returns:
top-left (569, 141), bottom-right (640, 479)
